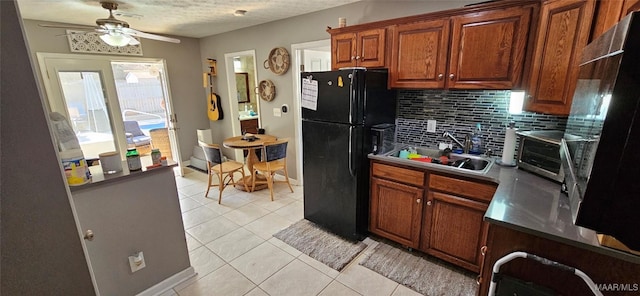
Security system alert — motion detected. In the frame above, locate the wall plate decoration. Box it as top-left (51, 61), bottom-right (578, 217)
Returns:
top-left (66, 30), bottom-right (142, 56)
top-left (263, 47), bottom-right (290, 75)
top-left (258, 80), bottom-right (276, 102)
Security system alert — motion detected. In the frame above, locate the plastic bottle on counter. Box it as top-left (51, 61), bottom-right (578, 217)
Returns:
top-left (470, 123), bottom-right (483, 154)
top-left (126, 148), bottom-right (142, 171)
top-left (151, 148), bottom-right (162, 165)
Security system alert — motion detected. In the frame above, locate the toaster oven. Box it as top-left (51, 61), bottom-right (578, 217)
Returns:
top-left (516, 130), bottom-right (564, 182)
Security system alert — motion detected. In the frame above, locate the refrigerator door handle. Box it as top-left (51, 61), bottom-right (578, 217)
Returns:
top-left (348, 71), bottom-right (355, 124)
top-left (349, 126), bottom-right (356, 177)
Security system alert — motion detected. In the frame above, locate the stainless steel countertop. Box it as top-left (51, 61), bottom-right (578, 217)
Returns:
top-left (369, 150), bottom-right (640, 263)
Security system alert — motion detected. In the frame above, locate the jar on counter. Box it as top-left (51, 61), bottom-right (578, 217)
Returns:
top-left (126, 148), bottom-right (142, 171)
top-left (151, 148), bottom-right (162, 165)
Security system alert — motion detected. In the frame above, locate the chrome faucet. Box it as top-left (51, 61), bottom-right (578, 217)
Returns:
top-left (442, 131), bottom-right (472, 154)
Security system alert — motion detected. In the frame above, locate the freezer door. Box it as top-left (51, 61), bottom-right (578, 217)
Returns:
top-left (301, 70), bottom-right (362, 124)
top-left (302, 120), bottom-right (367, 240)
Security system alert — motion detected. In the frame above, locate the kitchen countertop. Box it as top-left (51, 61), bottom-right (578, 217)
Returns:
top-left (69, 161), bottom-right (177, 193)
top-left (239, 115), bottom-right (259, 121)
top-left (369, 148), bottom-right (640, 264)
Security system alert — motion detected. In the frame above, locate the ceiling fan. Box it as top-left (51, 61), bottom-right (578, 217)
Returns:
top-left (39, 1), bottom-right (180, 47)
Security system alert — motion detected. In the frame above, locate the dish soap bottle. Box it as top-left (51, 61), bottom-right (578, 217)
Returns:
top-left (470, 123), bottom-right (482, 154)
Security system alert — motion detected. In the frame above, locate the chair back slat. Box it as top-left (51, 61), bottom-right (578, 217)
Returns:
top-left (200, 142), bottom-right (223, 165)
top-left (264, 139), bottom-right (288, 162)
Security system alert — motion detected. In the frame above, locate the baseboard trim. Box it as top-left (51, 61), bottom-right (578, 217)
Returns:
top-left (136, 266), bottom-right (196, 296)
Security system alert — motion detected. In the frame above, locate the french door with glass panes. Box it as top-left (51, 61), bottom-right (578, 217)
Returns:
top-left (37, 53), bottom-right (182, 174)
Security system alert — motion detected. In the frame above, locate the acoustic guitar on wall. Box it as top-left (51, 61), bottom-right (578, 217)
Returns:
top-left (206, 64), bottom-right (223, 121)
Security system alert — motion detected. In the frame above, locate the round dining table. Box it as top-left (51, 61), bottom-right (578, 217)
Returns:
top-left (223, 134), bottom-right (277, 191)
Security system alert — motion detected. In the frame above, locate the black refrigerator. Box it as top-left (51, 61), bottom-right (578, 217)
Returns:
top-left (302, 68), bottom-right (396, 241)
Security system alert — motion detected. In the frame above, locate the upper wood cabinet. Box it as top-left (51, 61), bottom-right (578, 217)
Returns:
top-left (390, 6), bottom-right (534, 89)
top-left (524, 0), bottom-right (596, 115)
top-left (591, 0), bottom-right (640, 40)
top-left (389, 19), bottom-right (450, 88)
top-left (331, 28), bottom-right (386, 70)
top-left (448, 7), bottom-right (533, 89)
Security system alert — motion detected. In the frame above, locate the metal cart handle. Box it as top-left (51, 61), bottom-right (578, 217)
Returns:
top-left (488, 251), bottom-right (603, 296)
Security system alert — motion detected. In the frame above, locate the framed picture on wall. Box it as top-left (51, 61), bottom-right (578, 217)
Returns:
top-left (235, 72), bottom-right (250, 103)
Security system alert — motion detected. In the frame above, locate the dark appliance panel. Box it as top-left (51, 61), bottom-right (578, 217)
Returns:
top-left (301, 69), bottom-right (395, 126)
top-left (561, 12), bottom-right (640, 250)
top-left (302, 120), bottom-right (368, 240)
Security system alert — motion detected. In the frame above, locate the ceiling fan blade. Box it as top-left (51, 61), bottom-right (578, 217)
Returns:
top-left (122, 28), bottom-right (181, 44)
top-left (39, 23), bottom-right (98, 31)
top-left (127, 37), bottom-right (141, 46)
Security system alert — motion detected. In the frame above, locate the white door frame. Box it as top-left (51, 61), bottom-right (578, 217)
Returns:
top-left (223, 50), bottom-right (259, 162)
top-left (290, 39), bottom-right (331, 186)
top-left (36, 52), bottom-right (184, 175)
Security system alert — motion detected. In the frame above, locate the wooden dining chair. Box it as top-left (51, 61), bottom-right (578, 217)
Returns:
top-left (199, 141), bottom-right (248, 204)
top-left (251, 138), bottom-right (294, 201)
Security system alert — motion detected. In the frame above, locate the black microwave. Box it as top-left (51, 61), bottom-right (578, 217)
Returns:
top-left (561, 12), bottom-right (640, 250)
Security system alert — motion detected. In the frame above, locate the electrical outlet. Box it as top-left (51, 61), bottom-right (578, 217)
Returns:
top-left (128, 251), bottom-right (146, 273)
top-left (273, 107), bottom-right (281, 117)
top-left (427, 120), bottom-right (436, 132)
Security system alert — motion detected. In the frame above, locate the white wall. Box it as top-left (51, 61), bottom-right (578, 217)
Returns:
top-left (199, 0), bottom-right (477, 178)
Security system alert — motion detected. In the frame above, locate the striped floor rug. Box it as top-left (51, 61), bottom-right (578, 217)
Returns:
top-left (360, 241), bottom-right (477, 296)
top-left (273, 219), bottom-right (366, 271)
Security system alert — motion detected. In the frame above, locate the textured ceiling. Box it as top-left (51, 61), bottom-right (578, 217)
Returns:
top-left (16, 0), bottom-right (362, 38)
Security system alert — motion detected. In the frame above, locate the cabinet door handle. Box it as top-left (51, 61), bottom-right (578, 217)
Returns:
top-left (476, 275), bottom-right (482, 285)
top-left (449, 73), bottom-right (455, 80)
top-left (416, 198), bottom-right (421, 204)
top-left (481, 245), bottom-right (487, 256)
top-left (84, 229), bottom-right (94, 241)
top-left (351, 56), bottom-right (356, 60)
top-left (437, 73), bottom-right (444, 80)
top-left (355, 55), bottom-right (361, 60)
top-left (426, 200), bottom-right (432, 206)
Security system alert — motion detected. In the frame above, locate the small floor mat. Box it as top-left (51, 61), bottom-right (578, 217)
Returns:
top-left (273, 219), bottom-right (366, 271)
top-left (359, 241), bottom-right (477, 296)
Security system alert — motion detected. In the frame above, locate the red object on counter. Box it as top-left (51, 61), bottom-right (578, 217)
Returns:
top-left (439, 156), bottom-right (449, 165)
top-left (412, 157), bottom-right (432, 162)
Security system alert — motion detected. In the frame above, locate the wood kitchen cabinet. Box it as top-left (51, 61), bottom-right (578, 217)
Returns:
top-left (389, 18), bottom-right (450, 89)
top-left (369, 161), bottom-right (497, 272)
top-left (331, 28), bottom-right (387, 70)
top-left (524, 0), bottom-right (596, 115)
top-left (240, 118), bottom-right (259, 134)
top-left (420, 174), bottom-right (495, 272)
top-left (390, 6), bottom-right (534, 89)
top-left (369, 163), bottom-right (424, 249)
top-left (591, 0), bottom-right (640, 40)
top-left (478, 223), bottom-right (640, 295)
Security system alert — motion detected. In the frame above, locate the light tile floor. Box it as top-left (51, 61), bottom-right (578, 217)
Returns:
top-left (163, 168), bottom-right (424, 296)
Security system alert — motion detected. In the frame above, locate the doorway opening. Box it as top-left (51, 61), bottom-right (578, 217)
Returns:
top-left (112, 61), bottom-right (176, 162)
top-left (223, 50), bottom-right (260, 162)
top-left (291, 39), bottom-right (331, 185)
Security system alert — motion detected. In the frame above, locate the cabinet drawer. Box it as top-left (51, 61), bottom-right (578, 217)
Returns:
top-left (372, 162), bottom-right (424, 187)
top-left (429, 174), bottom-right (496, 202)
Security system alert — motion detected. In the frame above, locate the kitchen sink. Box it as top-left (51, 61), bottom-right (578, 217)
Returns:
top-left (386, 146), bottom-right (494, 174)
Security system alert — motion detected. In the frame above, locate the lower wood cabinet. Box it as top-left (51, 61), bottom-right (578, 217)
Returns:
top-left (369, 161), bottom-right (497, 272)
top-left (370, 177), bottom-right (424, 249)
top-left (421, 191), bottom-right (489, 272)
top-left (240, 118), bottom-right (259, 134)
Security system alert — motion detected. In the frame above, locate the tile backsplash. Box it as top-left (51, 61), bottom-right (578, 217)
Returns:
top-left (395, 89), bottom-right (568, 156)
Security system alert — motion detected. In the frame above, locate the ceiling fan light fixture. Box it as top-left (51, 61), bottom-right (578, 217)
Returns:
top-left (234, 10), bottom-right (247, 16)
top-left (100, 33), bottom-right (132, 47)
